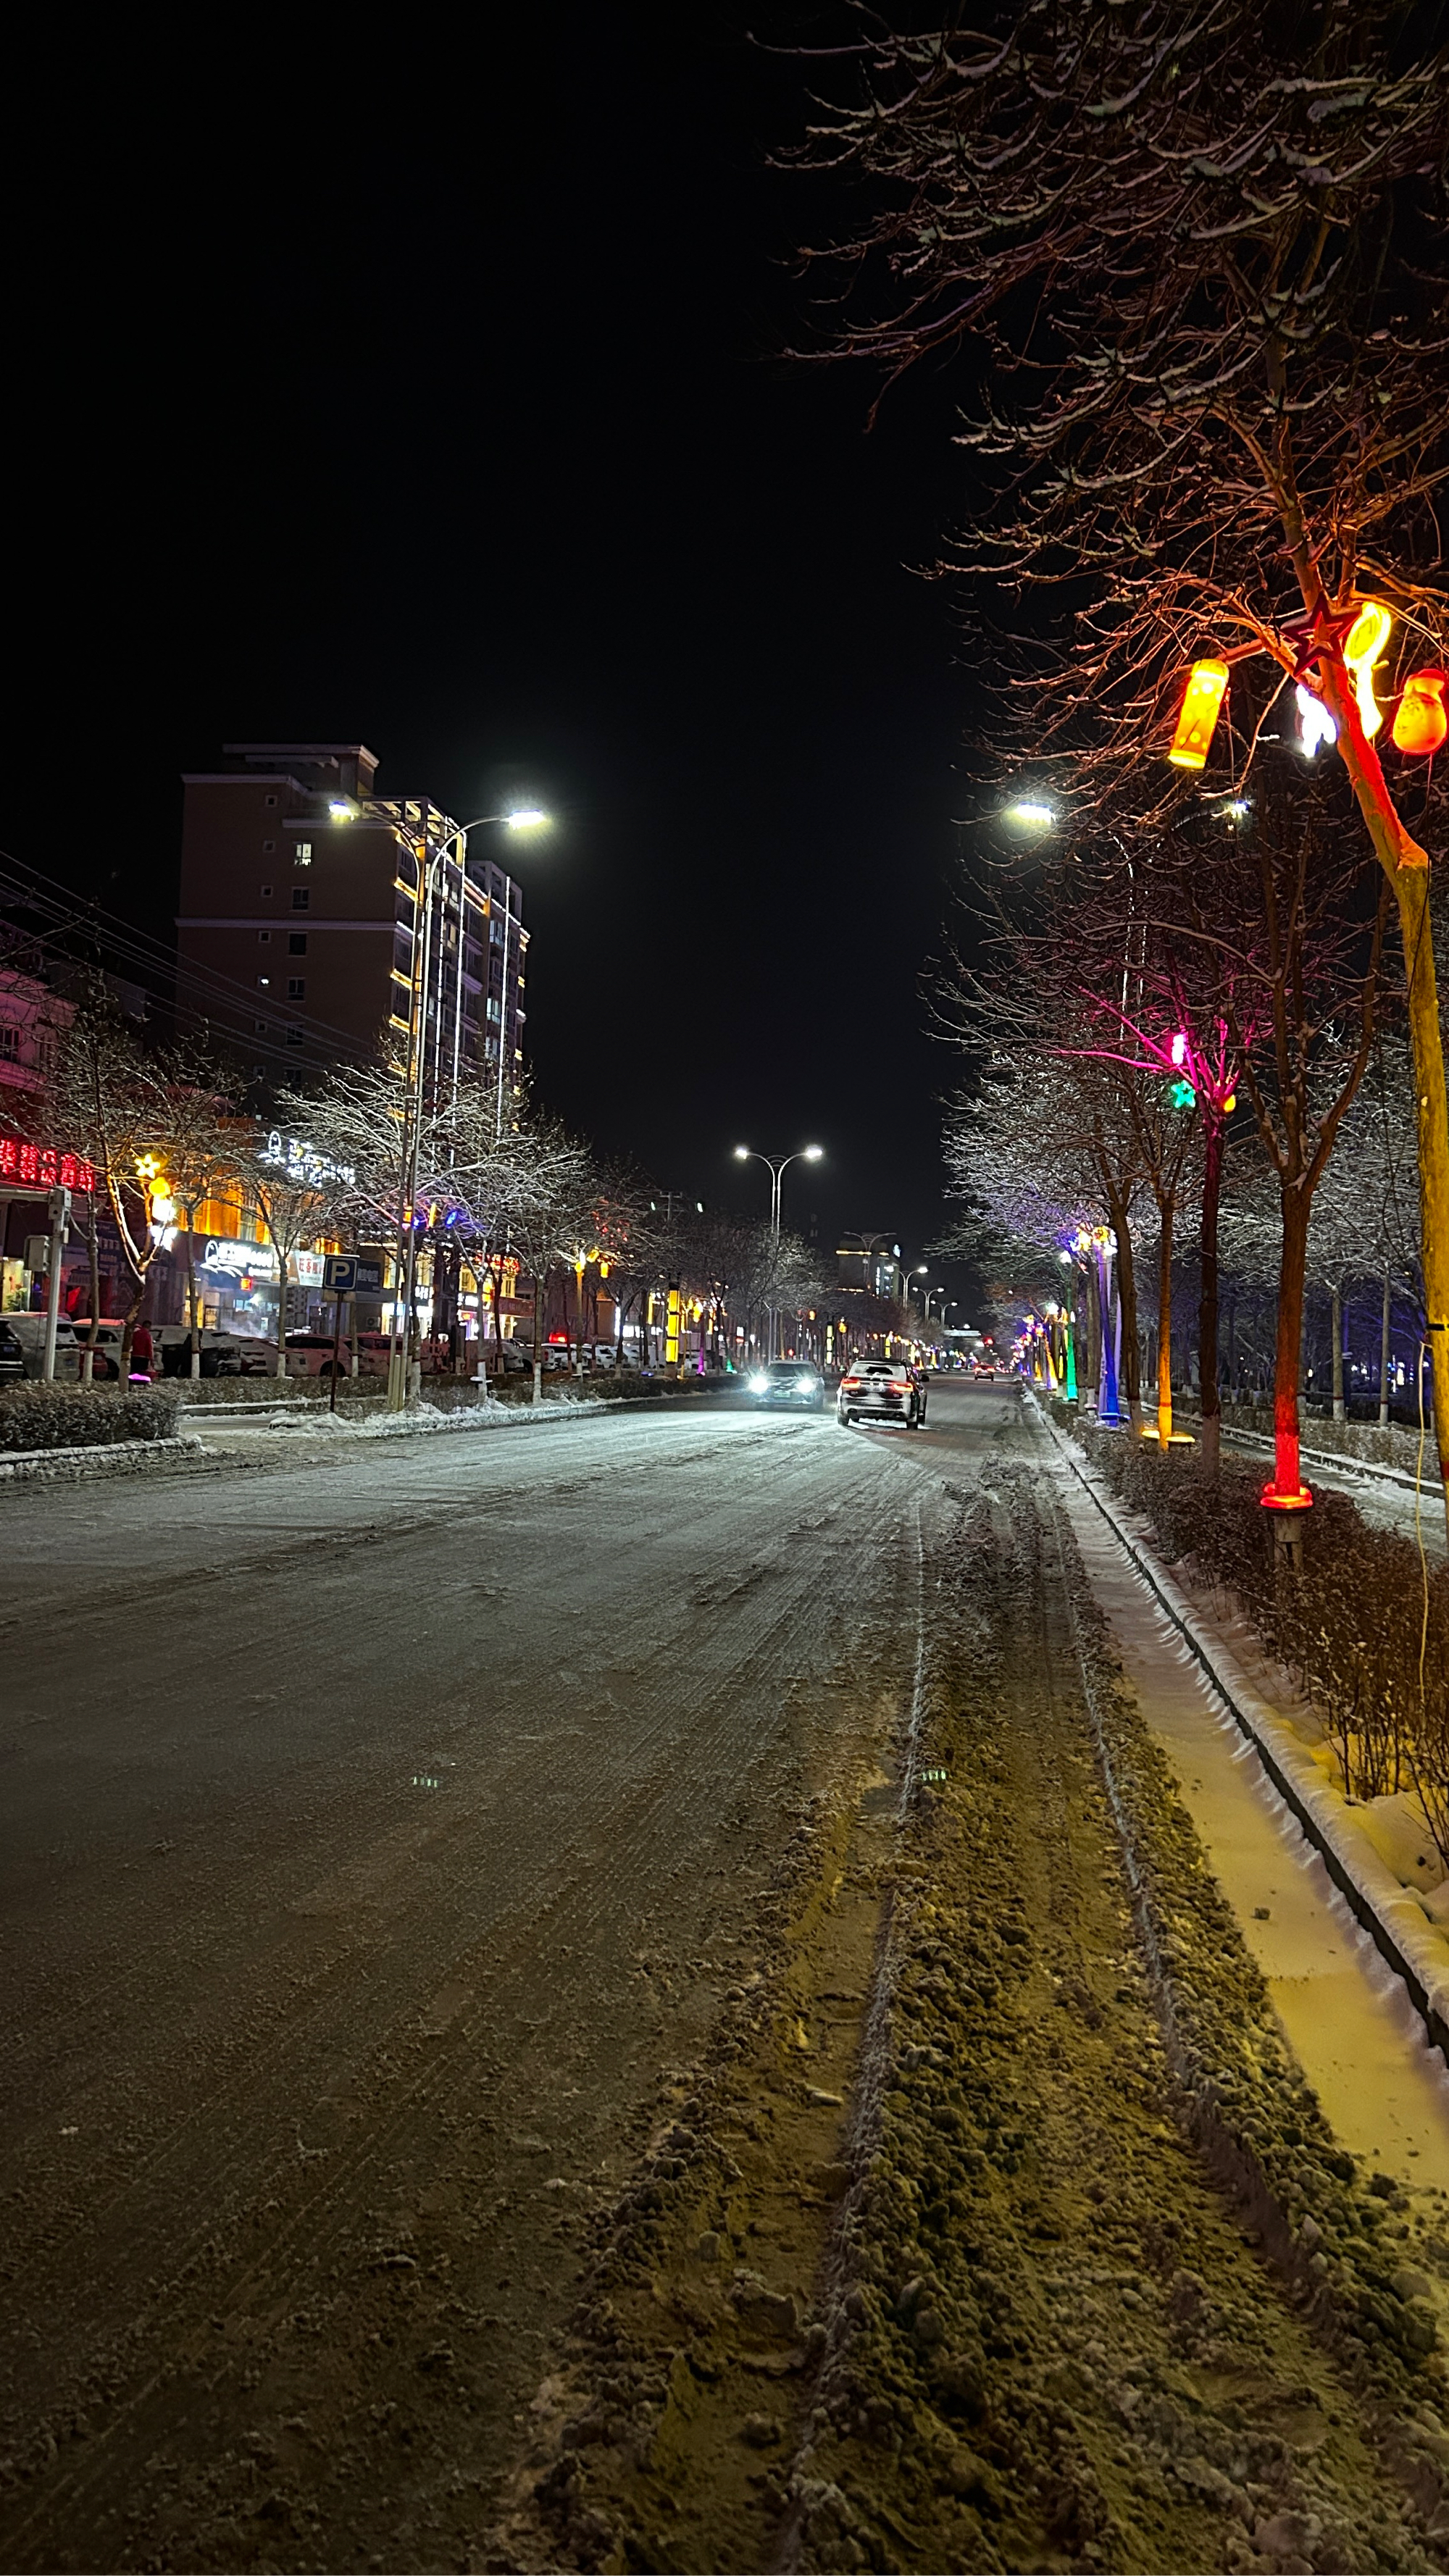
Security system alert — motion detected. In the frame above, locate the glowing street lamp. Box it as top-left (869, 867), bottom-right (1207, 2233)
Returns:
top-left (1003, 799), bottom-right (1056, 830)
top-left (733, 1145), bottom-right (824, 1360)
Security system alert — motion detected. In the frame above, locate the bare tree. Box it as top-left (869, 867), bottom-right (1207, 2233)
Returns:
top-left (46, 988), bottom-right (170, 1376)
top-left (796, 4), bottom-right (1449, 1521)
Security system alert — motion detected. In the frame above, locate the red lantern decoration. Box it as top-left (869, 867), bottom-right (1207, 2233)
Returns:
top-left (1392, 668), bottom-right (1449, 757)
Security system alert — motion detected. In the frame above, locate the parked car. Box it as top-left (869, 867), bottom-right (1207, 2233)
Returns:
top-left (0, 1320), bottom-right (28, 1384)
top-left (748, 1358), bottom-right (825, 1410)
top-left (155, 1325), bottom-right (245, 1377)
top-left (226, 1333), bottom-right (354, 1379)
top-left (838, 1359), bottom-right (922, 1429)
top-left (283, 1330), bottom-right (353, 1379)
top-left (49, 1318), bottom-right (121, 1381)
top-left (4, 1314), bottom-right (81, 1380)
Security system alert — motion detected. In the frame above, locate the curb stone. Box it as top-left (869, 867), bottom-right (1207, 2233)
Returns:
top-left (0, 1436), bottom-right (208, 1486)
top-left (1035, 1402), bottom-right (1449, 2074)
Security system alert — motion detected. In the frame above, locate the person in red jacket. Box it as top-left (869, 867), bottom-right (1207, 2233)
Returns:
top-left (130, 1321), bottom-right (154, 1380)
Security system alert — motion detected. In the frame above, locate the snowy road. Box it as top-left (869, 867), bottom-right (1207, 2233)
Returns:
top-left (0, 1387), bottom-right (1003, 2570)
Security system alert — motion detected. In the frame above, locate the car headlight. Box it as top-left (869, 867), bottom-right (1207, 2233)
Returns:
top-left (749, 1373), bottom-right (769, 1392)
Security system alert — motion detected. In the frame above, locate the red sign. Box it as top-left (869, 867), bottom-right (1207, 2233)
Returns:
top-left (0, 1137), bottom-right (97, 1192)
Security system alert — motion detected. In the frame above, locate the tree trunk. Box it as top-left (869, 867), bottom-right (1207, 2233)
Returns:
top-left (1274, 1184), bottom-right (1311, 1500)
top-left (1199, 1112), bottom-right (1224, 1476)
top-left (1320, 664), bottom-right (1448, 1531)
top-left (1111, 1197), bottom-right (1144, 1435)
top-left (185, 1220), bottom-right (201, 1379)
top-left (1156, 1204), bottom-right (1174, 1449)
top-left (1331, 1281), bottom-right (1346, 1421)
top-left (1380, 1270), bottom-right (1392, 1428)
top-left (532, 1271), bottom-right (543, 1404)
top-left (120, 1269), bottom-right (146, 1378)
top-left (1085, 1254), bottom-right (1101, 1413)
top-left (274, 1252), bottom-right (290, 1376)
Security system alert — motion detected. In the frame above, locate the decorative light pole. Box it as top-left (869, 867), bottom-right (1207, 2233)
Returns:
top-left (732, 1145), bottom-right (823, 1362)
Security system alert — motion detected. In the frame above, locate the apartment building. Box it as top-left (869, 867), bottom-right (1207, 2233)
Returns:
top-left (175, 743), bottom-right (528, 1108)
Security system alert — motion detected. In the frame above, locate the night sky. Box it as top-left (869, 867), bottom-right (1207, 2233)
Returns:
top-left (7, 8), bottom-right (980, 1274)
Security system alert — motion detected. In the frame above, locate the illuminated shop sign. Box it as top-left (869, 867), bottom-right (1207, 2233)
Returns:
top-left (203, 1241), bottom-right (327, 1287)
top-left (261, 1132), bottom-right (356, 1188)
top-left (1, 1137), bottom-right (97, 1192)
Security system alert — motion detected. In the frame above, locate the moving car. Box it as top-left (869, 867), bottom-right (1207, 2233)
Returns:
top-left (838, 1359), bottom-right (922, 1429)
top-left (748, 1359), bottom-right (825, 1410)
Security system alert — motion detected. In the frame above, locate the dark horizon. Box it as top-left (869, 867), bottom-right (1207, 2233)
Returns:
top-left (4, 7), bottom-right (983, 1291)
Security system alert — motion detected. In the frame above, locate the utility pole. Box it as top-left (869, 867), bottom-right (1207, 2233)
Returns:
top-left (41, 1184), bottom-right (71, 1382)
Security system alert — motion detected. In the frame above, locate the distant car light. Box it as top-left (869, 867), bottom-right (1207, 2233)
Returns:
top-left (749, 1372), bottom-right (769, 1392)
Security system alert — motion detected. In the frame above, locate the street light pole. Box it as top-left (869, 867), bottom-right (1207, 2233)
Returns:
top-left (386, 806), bottom-right (549, 1413)
top-left (733, 1145), bottom-right (823, 1362)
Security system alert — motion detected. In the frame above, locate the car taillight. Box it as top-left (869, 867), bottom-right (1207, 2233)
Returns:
top-left (889, 1379), bottom-right (910, 1393)
top-left (843, 1375), bottom-right (861, 1389)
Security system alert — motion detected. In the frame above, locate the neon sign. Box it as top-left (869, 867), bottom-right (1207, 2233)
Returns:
top-left (0, 1137), bottom-right (96, 1192)
top-left (260, 1131), bottom-right (356, 1188)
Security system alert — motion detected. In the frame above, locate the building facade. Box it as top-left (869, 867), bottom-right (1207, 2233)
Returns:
top-left (836, 1232), bottom-right (905, 1305)
top-left (175, 743), bottom-right (529, 1110)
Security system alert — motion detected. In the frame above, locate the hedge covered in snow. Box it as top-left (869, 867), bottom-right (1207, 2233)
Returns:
top-left (0, 1383), bottom-right (182, 1451)
top-left (1072, 1420), bottom-right (1449, 1859)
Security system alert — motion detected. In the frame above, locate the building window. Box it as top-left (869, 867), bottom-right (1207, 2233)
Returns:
top-left (0, 1025), bottom-right (18, 1061)
top-left (285, 1024), bottom-right (304, 1047)
top-left (288, 977), bottom-right (306, 999)
top-left (265, 793), bottom-right (277, 808)
top-left (263, 840), bottom-right (276, 853)
top-left (259, 883), bottom-right (272, 897)
top-left (254, 1019), bottom-right (268, 1034)
top-left (487, 995), bottom-right (501, 1021)
top-left (288, 932), bottom-right (307, 955)
top-left (294, 842), bottom-right (312, 863)
top-left (258, 929), bottom-right (271, 945)
top-left (292, 887), bottom-right (309, 911)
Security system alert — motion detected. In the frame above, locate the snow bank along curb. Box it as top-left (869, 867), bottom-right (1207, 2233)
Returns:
top-left (0, 1436), bottom-right (207, 1487)
top-left (182, 1387), bottom-right (735, 1442)
top-left (1040, 1409), bottom-right (1449, 2071)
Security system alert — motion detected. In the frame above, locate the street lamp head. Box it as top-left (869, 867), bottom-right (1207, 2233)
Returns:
top-left (505, 808), bottom-right (549, 831)
top-left (328, 800), bottom-right (355, 821)
top-left (803, 1145), bottom-right (824, 1161)
top-left (1003, 799), bottom-right (1055, 831)
top-left (734, 1145), bottom-right (751, 1161)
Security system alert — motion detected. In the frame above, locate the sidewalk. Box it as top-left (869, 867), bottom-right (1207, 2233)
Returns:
top-left (1039, 1416), bottom-right (1449, 2194)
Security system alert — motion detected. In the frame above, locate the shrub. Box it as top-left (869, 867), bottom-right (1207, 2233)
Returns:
top-left (0, 1382), bottom-right (182, 1452)
top-left (1073, 1424), bottom-right (1449, 1854)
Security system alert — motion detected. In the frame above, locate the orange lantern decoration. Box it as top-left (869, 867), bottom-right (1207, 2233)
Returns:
top-left (1342, 598), bottom-right (1392, 738)
top-left (1392, 667), bottom-right (1449, 757)
top-left (1168, 658), bottom-right (1229, 769)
